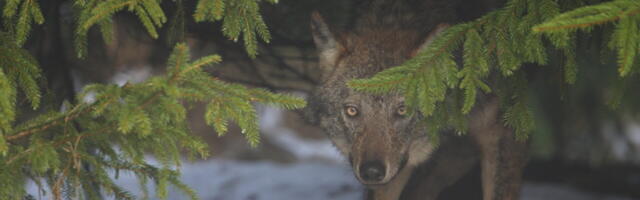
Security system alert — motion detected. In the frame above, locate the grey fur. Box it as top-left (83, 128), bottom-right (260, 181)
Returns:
top-left (307, 5), bottom-right (528, 200)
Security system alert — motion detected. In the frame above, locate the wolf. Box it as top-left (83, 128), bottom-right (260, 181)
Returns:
top-left (305, 4), bottom-right (528, 200)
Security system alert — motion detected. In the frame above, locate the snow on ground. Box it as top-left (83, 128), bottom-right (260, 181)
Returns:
top-left (114, 159), bottom-right (363, 200)
top-left (128, 105), bottom-right (364, 200)
top-left (116, 159), bottom-right (636, 200)
top-left (27, 158), bottom-right (636, 200)
top-left (257, 104), bottom-right (345, 162)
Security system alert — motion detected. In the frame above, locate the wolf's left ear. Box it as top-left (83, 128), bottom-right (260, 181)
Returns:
top-left (311, 11), bottom-right (341, 71)
top-left (411, 23), bottom-right (450, 57)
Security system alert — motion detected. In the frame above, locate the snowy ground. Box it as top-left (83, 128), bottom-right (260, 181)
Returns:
top-left (124, 159), bottom-right (636, 200)
top-left (115, 159), bottom-right (363, 200)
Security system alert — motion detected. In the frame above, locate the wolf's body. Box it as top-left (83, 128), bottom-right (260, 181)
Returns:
top-left (306, 1), bottom-right (528, 199)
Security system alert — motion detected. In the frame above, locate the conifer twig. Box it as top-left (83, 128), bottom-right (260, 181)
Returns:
top-left (533, 8), bottom-right (640, 32)
top-left (4, 52), bottom-right (216, 142)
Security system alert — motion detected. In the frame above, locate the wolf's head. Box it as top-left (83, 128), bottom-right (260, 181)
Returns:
top-left (307, 12), bottom-right (447, 186)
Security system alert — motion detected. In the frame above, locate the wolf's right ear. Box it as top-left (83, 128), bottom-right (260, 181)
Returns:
top-left (311, 11), bottom-right (341, 71)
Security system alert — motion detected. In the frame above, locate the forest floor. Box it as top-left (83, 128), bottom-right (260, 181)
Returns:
top-left (109, 158), bottom-right (636, 200)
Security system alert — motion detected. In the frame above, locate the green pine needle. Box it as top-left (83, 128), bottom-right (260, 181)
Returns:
top-left (194, 0), bottom-right (273, 57)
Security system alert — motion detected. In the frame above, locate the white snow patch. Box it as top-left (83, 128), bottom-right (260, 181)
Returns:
top-left (111, 66), bottom-right (152, 86)
top-left (624, 121), bottom-right (640, 164)
top-left (258, 105), bottom-right (345, 163)
top-left (602, 121), bottom-right (630, 160)
top-left (70, 66), bottom-right (153, 104)
top-left (25, 158), bottom-right (363, 200)
top-left (626, 122), bottom-right (640, 149)
top-left (113, 159), bottom-right (363, 200)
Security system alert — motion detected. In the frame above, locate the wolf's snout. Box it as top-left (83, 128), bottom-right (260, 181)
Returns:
top-left (359, 161), bottom-right (386, 183)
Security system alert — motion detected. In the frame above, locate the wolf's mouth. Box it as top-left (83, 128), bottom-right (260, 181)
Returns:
top-left (362, 181), bottom-right (390, 187)
top-left (360, 172), bottom-right (395, 187)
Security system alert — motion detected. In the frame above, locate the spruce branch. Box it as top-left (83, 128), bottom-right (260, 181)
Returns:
top-left (3, 44), bottom-right (220, 142)
top-left (194, 0), bottom-right (273, 57)
top-left (6, 104), bottom-right (91, 142)
top-left (349, 0), bottom-right (565, 137)
top-left (535, 0), bottom-right (640, 77)
top-left (0, 32), bottom-right (43, 142)
top-left (533, 0), bottom-right (640, 33)
top-left (349, 23), bottom-right (471, 93)
top-left (2, 43), bottom-right (306, 199)
top-left (75, 0), bottom-right (168, 58)
top-left (2, 0), bottom-right (45, 46)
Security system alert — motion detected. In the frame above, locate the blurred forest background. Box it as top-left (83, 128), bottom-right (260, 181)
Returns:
top-left (1, 0), bottom-right (640, 199)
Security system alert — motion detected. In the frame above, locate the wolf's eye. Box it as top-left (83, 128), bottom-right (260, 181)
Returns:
top-left (345, 106), bottom-right (359, 117)
top-left (397, 105), bottom-right (407, 116)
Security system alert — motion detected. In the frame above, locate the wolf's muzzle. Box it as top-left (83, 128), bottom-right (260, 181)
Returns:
top-left (359, 161), bottom-right (386, 183)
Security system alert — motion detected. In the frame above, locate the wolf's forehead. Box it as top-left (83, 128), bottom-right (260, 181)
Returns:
top-left (336, 50), bottom-right (412, 81)
top-left (342, 48), bottom-right (406, 69)
top-left (344, 91), bottom-right (404, 103)
top-left (339, 30), bottom-right (419, 68)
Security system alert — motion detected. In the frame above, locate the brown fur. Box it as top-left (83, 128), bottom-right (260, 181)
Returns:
top-left (308, 9), bottom-right (528, 200)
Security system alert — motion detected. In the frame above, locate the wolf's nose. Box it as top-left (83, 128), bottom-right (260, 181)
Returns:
top-left (360, 161), bottom-right (386, 182)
